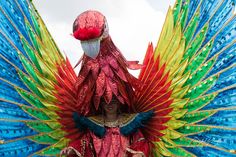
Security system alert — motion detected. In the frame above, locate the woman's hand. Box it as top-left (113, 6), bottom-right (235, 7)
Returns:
top-left (60, 147), bottom-right (76, 157)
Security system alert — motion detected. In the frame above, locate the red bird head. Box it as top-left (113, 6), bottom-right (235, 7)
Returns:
top-left (73, 10), bottom-right (109, 59)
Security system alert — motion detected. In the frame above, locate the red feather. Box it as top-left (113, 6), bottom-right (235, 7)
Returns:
top-left (73, 27), bottom-right (101, 40)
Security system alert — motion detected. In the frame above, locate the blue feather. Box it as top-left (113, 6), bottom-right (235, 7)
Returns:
top-left (0, 139), bottom-right (47, 157)
top-left (0, 0), bottom-right (32, 45)
top-left (207, 67), bottom-right (236, 93)
top-left (120, 110), bottom-right (154, 136)
top-left (198, 110), bottom-right (236, 127)
top-left (0, 121), bottom-right (37, 141)
top-left (16, 0), bottom-right (35, 30)
top-left (188, 128), bottom-right (236, 151)
top-left (0, 61), bottom-right (28, 90)
top-left (203, 87), bottom-right (236, 110)
top-left (194, 0), bottom-right (222, 37)
top-left (185, 0), bottom-right (201, 29)
top-left (206, 44), bottom-right (236, 78)
top-left (0, 105), bottom-right (33, 120)
top-left (208, 16), bottom-right (236, 59)
top-left (0, 33), bottom-right (27, 72)
top-left (73, 112), bottom-right (106, 138)
top-left (184, 146), bottom-right (236, 157)
top-left (0, 101), bottom-right (20, 109)
top-left (203, 0), bottom-right (235, 46)
top-left (0, 80), bottom-right (29, 105)
top-left (0, 11), bottom-right (27, 57)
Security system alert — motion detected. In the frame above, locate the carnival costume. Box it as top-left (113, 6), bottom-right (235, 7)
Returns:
top-left (0, 0), bottom-right (236, 156)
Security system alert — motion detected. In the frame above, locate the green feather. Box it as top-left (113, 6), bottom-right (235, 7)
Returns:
top-left (184, 75), bottom-right (218, 99)
top-left (21, 37), bottom-right (43, 74)
top-left (16, 88), bottom-right (44, 108)
top-left (180, 110), bottom-right (216, 123)
top-left (29, 134), bottom-right (58, 144)
top-left (26, 22), bottom-right (41, 56)
top-left (184, 11), bottom-right (199, 46)
top-left (18, 53), bottom-right (42, 86)
top-left (39, 147), bottom-right (61, 156)
top-left (167, 147), bottom-right (193, 157)
top-left (21, 106), bottom-right (50, 120)
top-left (30, 9), bottom-right (42, 39)
top-left (183, 24), bottom-right (209, 61)
top-left (177, 125), bottom-right (211, 135)
top-left (184, 57), bottom-right (217, 87)
top-left (184, 93), bottom-right (217, 112)
top-left (37, 139), bottom-right (69, 156)
top-left (26, 121), bottom-right (60, 133)
top-left (173, 137), bottom-right (203, 146)
top-left (173, 0), bottom-right (182, 26)
top-left (179, 0), bottom-right (189, 29)
top-left (18, 71), bottom-right (44, 99)
top-left (185, 41), bottom-right (213, 75)
top-left (49, 130), bottom-right (66, 140)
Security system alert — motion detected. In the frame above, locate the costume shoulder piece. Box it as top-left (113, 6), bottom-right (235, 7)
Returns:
top-left (73, 113), bottom-right (106, 138)
top-left (88, 113), bottom-right (137, 127)
top-left (73, 111), bottom-right (153, 137)
top-left (120, 111), bottom-right (154, 136)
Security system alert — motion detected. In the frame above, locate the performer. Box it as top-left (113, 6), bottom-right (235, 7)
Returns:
top-left (60, 97), bottom-right (152, 157)
top-left (58, 10), bottom-right (153, 157)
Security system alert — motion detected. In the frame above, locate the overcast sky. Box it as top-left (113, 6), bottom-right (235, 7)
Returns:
top-left (33, 0), bottom-right (175, 74)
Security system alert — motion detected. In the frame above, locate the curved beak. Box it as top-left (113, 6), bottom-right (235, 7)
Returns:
top-left (81, 38), bottom-right (101, 59)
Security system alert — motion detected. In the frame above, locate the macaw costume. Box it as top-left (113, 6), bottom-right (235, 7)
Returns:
top-left (0, 0), bottom-right (236, 157)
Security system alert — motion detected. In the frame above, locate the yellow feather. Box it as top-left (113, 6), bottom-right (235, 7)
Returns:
top-left (171, 99), bottom-right (189, 108)
top-left (154, 141), bottom-right (172, 156)
top-left (154, 7), bottom-right (174, 59)
top-left (169, 108), bottom-right (188, 119)
top-left (172, 85), bottom-right (190, 98)
top-left (162, 23), bottom-right (182, 66)
top-left (166, 119), bottom-right (186, 129)
top-left (41, 108), bottom-right (60, 119)
top-left (161, 128), bottom-right (182, 139)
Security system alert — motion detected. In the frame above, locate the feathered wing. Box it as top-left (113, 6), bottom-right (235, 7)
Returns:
top-left (135, 0), bottom-right (236, 156)
top-left (0, 0), bottom-right (79, 156)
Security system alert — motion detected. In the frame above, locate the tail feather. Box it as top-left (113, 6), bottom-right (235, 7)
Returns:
top-left (184, 146), bottom-right (236, 157)
top-left (0, 81), bottom-right (28, 104)
top-left (189, 128), bottom-right (236, 151)
top-left (199, 110), bottom-right (236, 127)
top-left (203, 88), bottom-right (236, 110)
top-left (0, 0), bottom-right (33, 45)
top-left (185, 0), bottom-right (201, 28)
top-left (207, 69), bottom-right (236, 93)
top-left (206, 44), bottom-right (236, 78)
top-left (203, 0), bottom-right (235, 45)
top-left (208, 16), bottom-right (236, 59)
top-left (195, 0), bottom-right (223, 36)
top-left (0, 139), bottom-right (47, 157)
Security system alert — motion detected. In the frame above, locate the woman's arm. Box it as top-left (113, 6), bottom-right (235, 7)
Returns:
top-left (60, 133), bottom-right (95, 157)
top-left (126, 130), bottom-right (150, 157)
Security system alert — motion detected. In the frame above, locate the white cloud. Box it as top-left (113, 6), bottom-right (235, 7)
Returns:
top-left (33, 0), bottom-right (174, 75)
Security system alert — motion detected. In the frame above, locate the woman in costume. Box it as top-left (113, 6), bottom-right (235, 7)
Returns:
top-left (0, 0), bottom-right (236, 157)
top-left (57, 11), bottom-right (152, 157)
top-left (60, 11), bottom-right (152, 157)
top-left (60, 97), bottom-right (152, 157)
